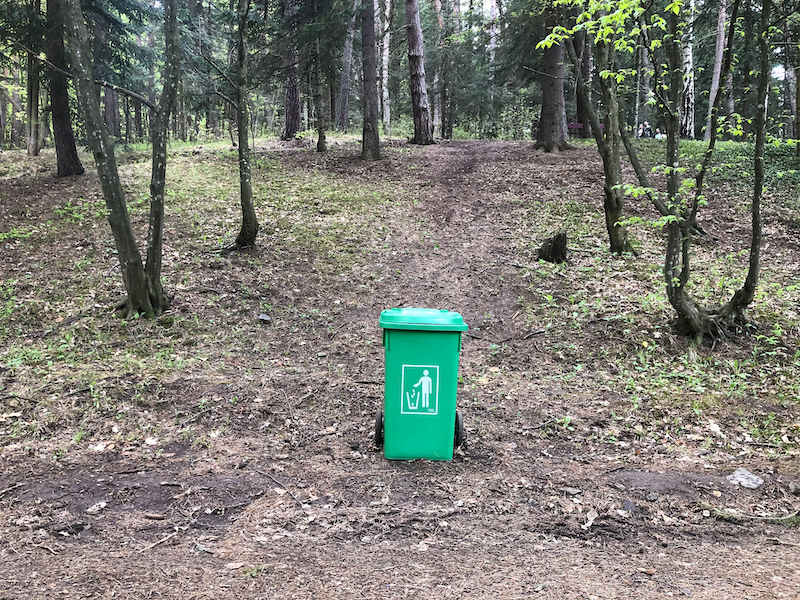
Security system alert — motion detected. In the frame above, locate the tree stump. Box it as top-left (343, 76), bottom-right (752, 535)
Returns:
top-left (537, 232), bottom-right (568, 263)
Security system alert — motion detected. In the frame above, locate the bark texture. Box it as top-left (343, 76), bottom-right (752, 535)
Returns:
top-left (144, 0), bottom-right (180, 316)
top-left (64, 0), bottom-right (153, 316)
top-left (235, 0), bottom-right (259, 247)
top-left (281, 0), bottom-right (301, 140)
top-left (535, 15), bottom-right (568, 151)
top-left (404, 0), bottom-right (434, 144)
top-left (380, 0), bottom-right (393, 135)
top-left (46, 0), bottom-right (84, 177)
top-left (362, 0), bottom-right (381, 160)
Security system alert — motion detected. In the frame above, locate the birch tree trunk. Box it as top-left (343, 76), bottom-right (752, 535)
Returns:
top-left (362, 0), bottom-right (381, 160)
top-left (380, 0), bottom-right (393, 135)
top-left (404, 0), bottom-right (434, 144)
top-left (235, 0), bottom-right (259, 247)
top-left (704, 0), bottom-right (728, 141)
top-left (680, 0), bottom-right (696, 139)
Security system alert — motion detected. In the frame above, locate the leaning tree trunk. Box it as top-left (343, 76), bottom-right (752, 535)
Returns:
top-left (46, 0), bottom-right (84, 177)
top-left (362, 0), bottom-right (381, 160)
top-left (144, 0), bottom-right (180, 315)
top-left (335, 0), bottom-right (359, 132)
top-left (63, 0), bottom-right (154, 317)
top-left (405, 0), bottom-right (434, 144)
top-left (535, 14), bottom-right (569, 151)
top-left (704, 0), bottom-right (728, 142)
top-left (715, 0), bottom-right (767, 324)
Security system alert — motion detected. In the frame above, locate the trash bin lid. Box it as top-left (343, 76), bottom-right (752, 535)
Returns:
top-left (379, 307), bottom-right (468, 331)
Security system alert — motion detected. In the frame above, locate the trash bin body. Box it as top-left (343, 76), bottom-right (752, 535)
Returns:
top-left (379, 308), bottom-right (467, 460)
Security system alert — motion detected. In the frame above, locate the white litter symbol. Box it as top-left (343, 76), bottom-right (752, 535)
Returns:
top-left (401, 365), bottom-right (439, 415)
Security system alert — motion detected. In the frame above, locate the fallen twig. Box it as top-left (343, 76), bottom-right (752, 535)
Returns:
top-left (522, 329), bottom-right (546, 340)
top-left (139, 524), bottom-right (188, 553)
top-left (31, 542), bottom-right (57, 555)
top-left (766, 537), bottom-right (800, 547)
top-left (0, 483), bottom-right (23, 498)
top-left (256, 470), bottom-right (305, 509)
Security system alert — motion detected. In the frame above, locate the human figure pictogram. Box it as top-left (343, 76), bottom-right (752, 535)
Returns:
top-left (413, 370), bottom-right (433, 408)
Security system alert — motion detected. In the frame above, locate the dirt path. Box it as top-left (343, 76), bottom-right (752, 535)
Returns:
top-left (1, 141), bottom-right (798, 599)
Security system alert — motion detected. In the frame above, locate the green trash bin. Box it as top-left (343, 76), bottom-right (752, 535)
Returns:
top-left (375, 307), bottom-right (468, 460)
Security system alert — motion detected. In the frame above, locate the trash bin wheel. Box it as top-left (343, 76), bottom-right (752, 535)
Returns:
top-left (373, 409), bottom-right (384, 447)
top-left (454, 410), bottom-right (465, 449)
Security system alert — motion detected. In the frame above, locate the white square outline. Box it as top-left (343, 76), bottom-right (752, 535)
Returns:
top-left (400, 364), bottom-right (440, 415)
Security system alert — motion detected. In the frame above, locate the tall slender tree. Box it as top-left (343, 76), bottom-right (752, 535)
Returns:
top-left (234, 0), bottom-right (258, 247)
top-left (362, 0), bottom-right (381, 159)
top-left (335, 0), bottom-right (359, 132)
top-left (64, 0), bottom-right (179, 317)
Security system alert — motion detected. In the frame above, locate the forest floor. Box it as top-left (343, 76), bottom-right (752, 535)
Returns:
top-left (1, 137), bottom-right (800, 599)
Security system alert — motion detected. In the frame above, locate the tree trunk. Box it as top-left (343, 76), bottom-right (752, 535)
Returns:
top-left (135, 100), bottom-right (143, 141)
top-left (104, 88), bottom-right (121, 138)
top-left (0, 86), bottom-right (6, 150)
top-left (404, 0), bottom-right (434, 144)
top-left (335, 0), bottom-right (359, 132)
top-left (281, 18), bottom-right (300, 140)
top-left (27, 3), bottom-right (41, 158)
top-left (716, 0), bottom-right (767, 322)
top-left (380, 0), bottom-right (393, 135)
top-left (46, 0), bottom-right (84, 176)
top-left (362, 0), bottom-right (381, 160)
top-left (786, 61), bottom-right (797, 139)
top-left (573, 31), bottom-right (592, 138)
top-left (704, 0), bottom-right (727, 142)
top-left (235, 0), bottom-right (258, 248)
top-left (535, 14), bottom-right (568, 151)
top-left (64, 0), bottom-right (153, 317)
top-left (680, 0), bottom-right (696, 139)
top-left (145, 0), bottom-right (180, 316)
top-left (11, 69), bottom-right (24, 147)
top-left (313, 0), bottom-right (327, 151)
top-left (281, 0), bottom-right (301, 141)
top-left (565, 32), bottom-right (632, 254)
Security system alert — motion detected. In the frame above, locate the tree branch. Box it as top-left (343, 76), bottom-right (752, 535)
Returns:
top-left (202, 54), bottom-right (237, 91)
top-left (10, 39), bottom-right (155, 110)
top-left (213, 89), bottom-right (238, 109)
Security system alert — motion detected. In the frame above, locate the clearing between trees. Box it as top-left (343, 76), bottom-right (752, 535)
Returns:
top-left (1, 139), bottom-right (799, 599)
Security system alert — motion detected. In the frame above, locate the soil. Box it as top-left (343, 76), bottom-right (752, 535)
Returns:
top-left (1, 139), bottom-right (799, 599)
